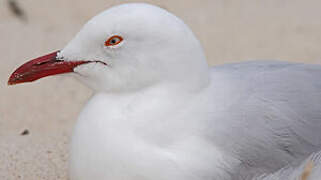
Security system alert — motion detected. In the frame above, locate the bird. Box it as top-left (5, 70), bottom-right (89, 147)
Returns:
top-left (7, 3), bottom-right (321, 180)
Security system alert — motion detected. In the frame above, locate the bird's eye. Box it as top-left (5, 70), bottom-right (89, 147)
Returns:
top-left (105, 35), bottom-right (123, 46)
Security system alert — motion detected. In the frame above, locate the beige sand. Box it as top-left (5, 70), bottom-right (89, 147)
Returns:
top-left (1, 0), bottom-right (321, 179)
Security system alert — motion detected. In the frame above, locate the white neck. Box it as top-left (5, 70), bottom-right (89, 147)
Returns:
top-left (71, 82), bottom-right (239, 179)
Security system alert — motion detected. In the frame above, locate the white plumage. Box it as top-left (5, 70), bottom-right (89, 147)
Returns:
top-left (55, 3), bottom-right (321, 180)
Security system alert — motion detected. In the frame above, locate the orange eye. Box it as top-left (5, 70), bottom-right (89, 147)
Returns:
top-left (105, 35), bottom-right (123, 46)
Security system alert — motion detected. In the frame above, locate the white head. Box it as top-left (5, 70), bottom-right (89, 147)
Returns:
top-left (9, 3), bottom-right (209, 92)
top-left (61, 3), bottom-right (209, 92)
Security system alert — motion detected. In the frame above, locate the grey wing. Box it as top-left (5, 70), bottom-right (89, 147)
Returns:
top-left (241, 61), bottom-right (321, 148)
top-left (254, 150), bottom-right (321, 180)
top-left (209, 61), bottom-right (321, 178)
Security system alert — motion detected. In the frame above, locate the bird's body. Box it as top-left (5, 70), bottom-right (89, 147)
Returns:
top-left (71, 61), bottom-right (321, 180)
top-left (8, 3), bottom-right (321, 180)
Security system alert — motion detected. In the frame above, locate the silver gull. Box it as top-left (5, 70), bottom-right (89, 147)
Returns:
top-left (8, 3), bottom-right (321, 180)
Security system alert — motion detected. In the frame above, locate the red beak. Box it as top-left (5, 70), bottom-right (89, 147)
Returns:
top-left (8, 51), bottom-right (90, 85)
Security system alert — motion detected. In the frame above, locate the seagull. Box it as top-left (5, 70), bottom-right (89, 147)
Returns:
top-left (8, 3), bottom-right (321, 180)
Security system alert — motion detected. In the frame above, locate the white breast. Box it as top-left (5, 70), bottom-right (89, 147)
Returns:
top-left (69, 86), bottom-right (236, 180)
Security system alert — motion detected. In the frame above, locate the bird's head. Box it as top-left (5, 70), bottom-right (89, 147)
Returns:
top-left (8, 3), bottom-right (209, 92)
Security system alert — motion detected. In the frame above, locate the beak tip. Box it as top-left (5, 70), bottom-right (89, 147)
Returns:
top-left (7, 77), bottom-right (17, 86)
top-left (7, 72), bottom-right (19, 86)
top-left (7, 81), bottom-right (15, 86)
top-left (6, 51), bottom-right (60, 86)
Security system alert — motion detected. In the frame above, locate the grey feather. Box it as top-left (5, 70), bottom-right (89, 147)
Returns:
top-left (254, 150), bottom-right (321, 180)
top-left (205, 61), bottom-right (321, 179)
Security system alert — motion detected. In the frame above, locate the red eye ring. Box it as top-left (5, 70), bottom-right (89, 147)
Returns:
top-left (105, 35), bottom-right (123, 46)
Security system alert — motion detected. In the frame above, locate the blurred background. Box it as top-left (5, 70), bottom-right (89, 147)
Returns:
top-left (1, 0), bottom-right (321, 179)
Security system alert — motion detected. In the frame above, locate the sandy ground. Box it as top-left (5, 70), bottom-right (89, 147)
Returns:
top-left (1, 0), bottom-right (321, 179)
